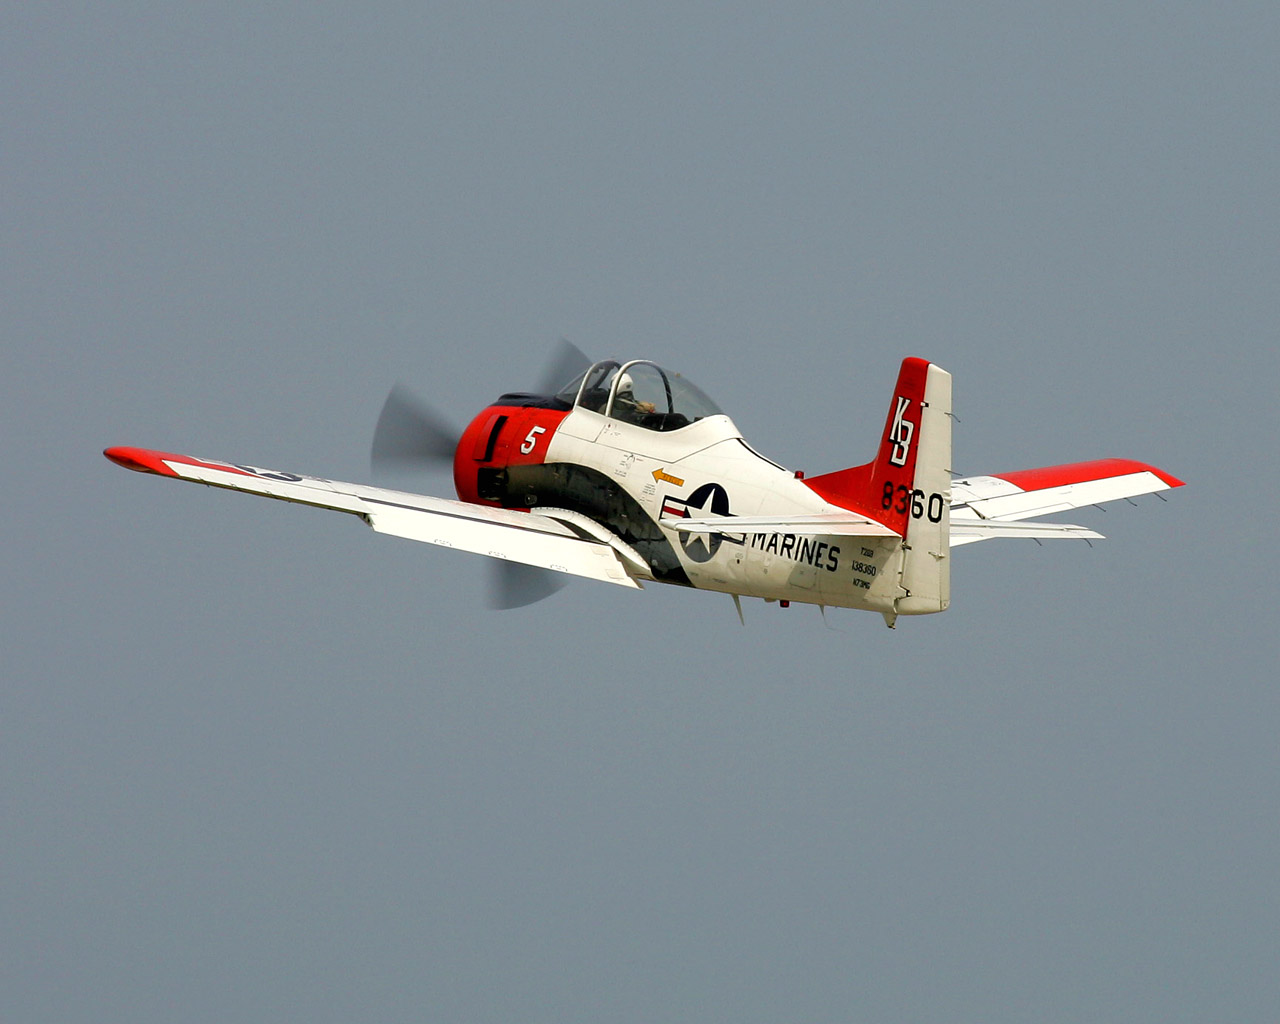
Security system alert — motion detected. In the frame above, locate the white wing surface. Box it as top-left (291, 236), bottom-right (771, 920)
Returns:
top-left (104, 447), bottom-right (644, 588)
top-left (950, 458), bottom-right (1184, 546)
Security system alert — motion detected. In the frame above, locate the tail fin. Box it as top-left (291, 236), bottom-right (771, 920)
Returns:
top-left (806, 357), bottom-right (953, 614)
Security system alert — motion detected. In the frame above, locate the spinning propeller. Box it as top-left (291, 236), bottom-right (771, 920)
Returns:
top-left (371, 340), bottom-right (591, 609)
top-left (370, 384), bottom-right (459, 475)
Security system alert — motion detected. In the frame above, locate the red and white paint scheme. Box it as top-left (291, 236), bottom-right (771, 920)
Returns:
top-left (105, 357), bottom-right (1183, 627)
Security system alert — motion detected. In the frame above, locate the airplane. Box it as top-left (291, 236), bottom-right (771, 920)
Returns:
top-left (104, 351), bottom-right (1183, 627)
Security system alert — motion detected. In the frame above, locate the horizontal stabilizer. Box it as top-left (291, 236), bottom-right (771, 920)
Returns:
top-left (670, 512), bottom-right (901, 538)
top-left (950, 520), bottom-right (1104, 547)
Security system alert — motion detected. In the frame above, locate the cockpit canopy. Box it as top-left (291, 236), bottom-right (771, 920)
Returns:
top-left (554, 360), bottom-right (724, 432)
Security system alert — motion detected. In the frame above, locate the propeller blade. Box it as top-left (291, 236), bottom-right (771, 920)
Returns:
top-left (371, 383), bottom-right (460, 476)
top-left (487, 561), bottom-right (569, 609)
top-left (537, 339), bottom-right (592, 396)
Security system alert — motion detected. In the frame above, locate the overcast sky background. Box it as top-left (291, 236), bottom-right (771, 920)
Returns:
top-left (5, 4), bottom-right (1278, 1022)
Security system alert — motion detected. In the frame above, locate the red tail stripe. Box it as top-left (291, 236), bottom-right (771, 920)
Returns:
top-left (802, 356), bottom-right (931, 531)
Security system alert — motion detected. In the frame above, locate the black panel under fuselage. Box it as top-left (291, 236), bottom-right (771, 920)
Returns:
top-left (481, 462), bottom-right (692, 587)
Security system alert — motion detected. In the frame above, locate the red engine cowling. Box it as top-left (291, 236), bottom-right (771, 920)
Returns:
top-left (453, 403), bottom-right (570, 506)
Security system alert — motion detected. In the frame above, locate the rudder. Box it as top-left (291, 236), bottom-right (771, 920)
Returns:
top-left (897, 362), bottom-right (951, 614)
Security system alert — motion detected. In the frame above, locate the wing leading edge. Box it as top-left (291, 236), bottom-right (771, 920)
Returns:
top-left (104, 446), bottom-right (645, 588)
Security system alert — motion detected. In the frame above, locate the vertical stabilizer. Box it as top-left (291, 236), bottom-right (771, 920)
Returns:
top-left (806, 357), bottom-right (952, 615)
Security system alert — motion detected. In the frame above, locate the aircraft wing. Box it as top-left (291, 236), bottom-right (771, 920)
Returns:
top-left (950, 458), bottom-right (1184, 547)
top-left (103, 447), bottom-right (645, 588)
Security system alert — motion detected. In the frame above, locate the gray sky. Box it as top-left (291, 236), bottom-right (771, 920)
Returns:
top-left (5, 4), bottom-right (1278, 1022)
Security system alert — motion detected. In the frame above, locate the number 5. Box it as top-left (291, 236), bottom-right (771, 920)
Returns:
top-left (521, 425), bottom-right (546, 454)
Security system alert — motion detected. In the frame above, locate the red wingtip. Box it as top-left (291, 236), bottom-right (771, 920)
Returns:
top-left (997, 458), bottom-right (1185, 492)
top-left (103, 446), bottom-right (180, 477)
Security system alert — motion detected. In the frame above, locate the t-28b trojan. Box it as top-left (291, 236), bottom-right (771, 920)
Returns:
top-left (105, 351), bottom-right (1183, 627)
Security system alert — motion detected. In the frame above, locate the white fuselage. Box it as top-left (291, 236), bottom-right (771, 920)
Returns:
top-left (546, 408), bottom-right (907, 612)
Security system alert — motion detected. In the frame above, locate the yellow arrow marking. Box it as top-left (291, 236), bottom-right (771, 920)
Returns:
top-left (652, 468), bottom-right (684, 487)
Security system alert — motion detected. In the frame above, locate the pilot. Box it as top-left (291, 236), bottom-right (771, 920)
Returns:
top-left (612, 372), bottom-right (656, 422)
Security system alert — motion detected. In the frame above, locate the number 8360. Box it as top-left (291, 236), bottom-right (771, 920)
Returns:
top-left (882, 482), bottom-right (945, 523)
